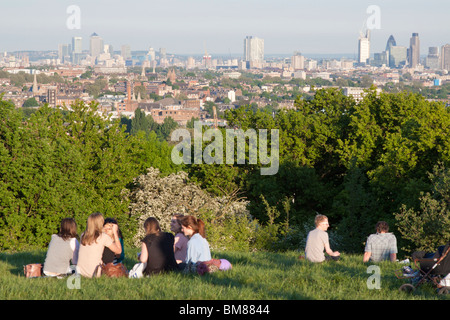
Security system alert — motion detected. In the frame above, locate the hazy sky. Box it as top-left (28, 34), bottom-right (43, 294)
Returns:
top-left (1, 0), bottom-right (449, 56)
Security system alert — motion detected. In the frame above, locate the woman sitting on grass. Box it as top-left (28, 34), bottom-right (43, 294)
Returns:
top-left (139, 217), bottom-right (179, 275)
top-left (43, 218), bottom-right (79, 277)
top-left (180, 215), bottom-right (211, 265)
top-left (170, 214), bottom-right (188, 264)
top-left (77, 212), bottom-right (122, 278)
top-left (102, 217), bottom-right (125, 265)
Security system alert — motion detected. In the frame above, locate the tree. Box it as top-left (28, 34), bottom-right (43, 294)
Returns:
top-left (22, 97), bottom-right (39, 108)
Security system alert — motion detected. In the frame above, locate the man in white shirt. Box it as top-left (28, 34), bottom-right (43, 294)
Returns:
top-left (305, 214), bottom-right (340, 262)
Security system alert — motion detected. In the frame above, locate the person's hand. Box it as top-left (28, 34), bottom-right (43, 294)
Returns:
top-left (111, 223), bottom-right (119, 235)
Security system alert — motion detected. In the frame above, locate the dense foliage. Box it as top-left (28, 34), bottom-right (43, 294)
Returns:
top-left (1, 86), bottom-right (449, 255)
top-left (0, 99), bottom-right (180, 250)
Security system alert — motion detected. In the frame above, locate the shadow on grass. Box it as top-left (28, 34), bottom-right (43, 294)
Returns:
top-left (203, 251), bottom-right (312, 299)
top-left (0, 250), bottom-right (46, 276)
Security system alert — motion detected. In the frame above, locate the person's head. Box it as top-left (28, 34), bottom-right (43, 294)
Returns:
top-left (103, 217), bottom-right (123, 239)
top-left (170, 214), bottom-right (184, 234)
top-left (375, 221), bottom-right (389, 233)
top-left (81, 212), bottom-right (104, 246)
top-left (179, 215), bottom-right (205, 238)
top-left (57, 218), bottom-right (78, 240)
top-left (314, 214), bottom-right (329, 231)
top-left (143, 217), bottom-right (161, 235)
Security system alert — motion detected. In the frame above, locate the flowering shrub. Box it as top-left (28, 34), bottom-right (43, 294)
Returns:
top-left (128, 167), bottom-right (253, 248)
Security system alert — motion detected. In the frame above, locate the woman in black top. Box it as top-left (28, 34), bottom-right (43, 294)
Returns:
top-left (139, 217), bottom-right (179, 275)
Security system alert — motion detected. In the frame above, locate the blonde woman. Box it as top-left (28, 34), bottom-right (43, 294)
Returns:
top-left (76, 212), bottom-right (122, 278)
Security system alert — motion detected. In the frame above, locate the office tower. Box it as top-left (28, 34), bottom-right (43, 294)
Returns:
top-left (441, 44), bottom-right (450, 71)
top-left (244, 36), bottom-right (264, 67)
top-left (58, 44), bottom-right (71, 63)
top-left (291, 51), bottom-right (305, 70)
top-left (89, 32), bottom-right (104, 59)
top-left (71, 36), bottom-right (83, 64)
top-left (384, 35), bottom-right (396, 66)
top-left (389, 46), bottom-right (408, 68)
top-left (385, 35), bottom-right (396, 52)
top-left (409, 33), bottom-right (420, 68)
top-left (426, 47), bottom-right (440, 70)
top-left (148, 47), bottom-right (155, 61)
top-left (159, 48), bottom-right (167, 59)
top-left (121, 45), bottom-right (131, 60)
top-left (72, 37), bottom-right (82, 54)
top-left (358, 29), bottom-right (370, 64)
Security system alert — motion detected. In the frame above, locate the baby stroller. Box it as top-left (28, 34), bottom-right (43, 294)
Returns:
top-left (395, 243), bottom-right (450, 294)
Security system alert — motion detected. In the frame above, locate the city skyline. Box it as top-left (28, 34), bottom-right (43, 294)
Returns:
top-left (1, 0), bottom-right (450, 56)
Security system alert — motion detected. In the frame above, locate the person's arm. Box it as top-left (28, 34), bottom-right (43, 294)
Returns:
top-left (325, 244), bottom-right (340, 257)
top-left (139, 242), bottom-right (148, 264)
top-left (363, 251), bottom-right (371, 263)
top-left (71, 238), bottom-right (80, 265)
top-left (390, 253), bottom-right (397, 262)
top-left (324, 234), bottom-right (339, 257)
top-left (106, 224), bottom-right (122, 255)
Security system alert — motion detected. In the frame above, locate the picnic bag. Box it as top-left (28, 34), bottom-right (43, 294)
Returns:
top-left (101, 262), bottom-right (128, 278)
top-left (24, 263), bottom-right (43, 278)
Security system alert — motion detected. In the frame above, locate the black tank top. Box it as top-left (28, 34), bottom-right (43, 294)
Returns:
top-left (142, 232), bottom-right (178, 275)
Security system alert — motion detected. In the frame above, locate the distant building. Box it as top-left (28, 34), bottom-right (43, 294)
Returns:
top-left (358, 29), bottom-right (370, 65)
top-left (441, 44), bottom-right (450, 71)
top-left (291, 52), bottom-right (305, 70)
top-left (408, 33), bottom-right (420, 68)
top-left (244, 36), bottom-right (264, 68)
top-left (121, 45), bottom-right (131, 60)
top-left (90, 33), bottom-right (104, 61)
top-left (389, 46), bottom-right (408, 68)
top-left (426, 47), bottom-right (440, 70)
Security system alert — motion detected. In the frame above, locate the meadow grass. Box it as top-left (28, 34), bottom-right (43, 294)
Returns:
top-left (0, 248), bottom-right (448, 300)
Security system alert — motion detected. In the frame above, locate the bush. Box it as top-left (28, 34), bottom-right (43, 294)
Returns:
top-left (395, 164), bottom-right (450, 253)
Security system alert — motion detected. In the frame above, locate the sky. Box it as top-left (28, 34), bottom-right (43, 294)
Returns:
top-left (1, 0), bottom-right (449, 57)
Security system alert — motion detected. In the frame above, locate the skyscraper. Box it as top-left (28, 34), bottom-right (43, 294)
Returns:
top-left (385, 35), bottom-right (396, 52)
top-left (89, 32), bottom-right (104, 59)
top-left (389, 46), bottom-right (408, 68)
top-left (71, 36), bottom-right (83, 65)
top-left (426, 47), bottom-right (439, 70)
top-left (441, 44), bottom-right (450, 71)
top-left (409, 33), bottom-right (420, 68)
top-left (121, 45), bottom-right (131, 60)
top-left (244, 36), bottom-right (264, 68)
top-left (291, 51), bottom-right (305, 70)
top-left (358, 29), bottom-right (370, 64)
top-left (72, 37), bottom-right (82, 54)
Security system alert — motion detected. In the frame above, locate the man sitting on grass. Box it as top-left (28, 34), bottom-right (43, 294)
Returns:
top-left (305, 214), bottom-right (340, 263)
top-left (363, 221), bottom-right (397, 263)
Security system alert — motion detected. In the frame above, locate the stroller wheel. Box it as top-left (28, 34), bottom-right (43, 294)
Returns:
top-left (437, 287), bottom-right (449, 295)
top-left (399, 284), bottom-right (415, 293)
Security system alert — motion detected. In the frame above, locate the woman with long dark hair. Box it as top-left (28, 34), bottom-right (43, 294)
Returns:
top-left (139, 217), bottom-right (178, 275)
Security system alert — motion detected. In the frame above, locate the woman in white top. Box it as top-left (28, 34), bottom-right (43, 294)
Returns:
top-left (179, 215), bottom-right (211, 264)
top-left (43, 218), bottom-right (79, 277)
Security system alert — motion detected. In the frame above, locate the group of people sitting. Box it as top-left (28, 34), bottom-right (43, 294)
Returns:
top-left (304, 214), bottom-right (398, 263)
top-left (42, 212), bottom-right (220, 278)
top-left (42, 212), bottom-right (402, 278)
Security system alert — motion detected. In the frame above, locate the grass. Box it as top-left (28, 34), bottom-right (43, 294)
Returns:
top-left (0, 248), bottom-right (448, 300)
